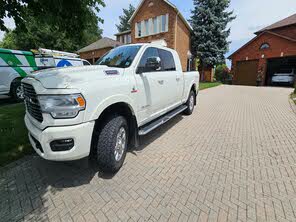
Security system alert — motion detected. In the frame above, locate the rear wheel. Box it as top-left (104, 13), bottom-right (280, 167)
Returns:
top-left (10, 79), bottom-right (24, 102)
top-left (93, 115), bottom-right (128, 173)
top-left (183, 90), bottom-right (195, 115)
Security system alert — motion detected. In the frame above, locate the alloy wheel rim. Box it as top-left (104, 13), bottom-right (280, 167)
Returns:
top-left (114, 127), bottom-right (126, 161)
top-left (189, 95), bottom-right (194, 111)
top-left (16, 86), bottom-right (24, 99)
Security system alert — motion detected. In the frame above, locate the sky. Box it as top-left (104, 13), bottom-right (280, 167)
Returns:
top-left (1, 0), bottom-right (296, 66)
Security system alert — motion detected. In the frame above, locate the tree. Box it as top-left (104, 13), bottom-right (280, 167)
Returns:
top-left (0, 30), bottom-right (17, 49)
top-left (0, 0), bottom-right (105, 51)
top-left (0, 0), bottom-right (23, 32)
top-left (116, 4), bottom-right (135, 32)
top-left (215, 64), bottom-right (230, 83)
top-left (190, 0), bottom-right (235, 67)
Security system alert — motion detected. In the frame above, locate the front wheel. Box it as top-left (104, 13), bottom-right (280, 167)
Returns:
top-left (11, 79), bottom-right (24, 102)
top-left (183, 91), bottom-right (195, 115)
top-left (94, 115), bottom-right (128, 173)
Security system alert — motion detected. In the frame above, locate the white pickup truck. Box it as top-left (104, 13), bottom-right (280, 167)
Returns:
top-left (23, 44), bottom-right (199, 172)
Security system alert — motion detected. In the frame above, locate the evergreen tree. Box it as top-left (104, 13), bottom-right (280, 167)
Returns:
top-left (116, 4), bottom-right (135, 32)
top-left (190, 0), bottom-right (235, 67)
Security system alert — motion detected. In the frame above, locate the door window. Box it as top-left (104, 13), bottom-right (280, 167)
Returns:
top-left (83, 60), bottom-right (91, 66)
top-left (158, 49), bottom-right (176, 71)
top-left (137, 47), bottom-right (160, 73)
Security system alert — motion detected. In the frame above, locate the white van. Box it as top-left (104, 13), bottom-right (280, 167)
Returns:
top-left (34, 48), bottom-right (91, 69)
top-left (0, 49), bottom-right (38, 101)
top-left (0, 48), bottom-right (91, 101)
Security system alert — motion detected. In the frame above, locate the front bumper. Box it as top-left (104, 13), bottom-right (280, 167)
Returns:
top-left (25, 115), bottom-right (95, 161)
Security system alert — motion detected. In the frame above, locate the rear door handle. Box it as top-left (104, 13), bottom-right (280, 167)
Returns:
top-left (158, 80), bottom-right (164, 85)
top-left (176, 77), bottom-right (181, 82)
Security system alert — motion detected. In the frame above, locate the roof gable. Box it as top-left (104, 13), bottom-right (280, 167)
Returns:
top-left (255, 13), bottom-right (296, 34)
top-left (228, 31), bottom-right (296, 59)
top-left (128, 0), bottom-right (192, 31)
top-left (77, 37), bottom-right (122, 53)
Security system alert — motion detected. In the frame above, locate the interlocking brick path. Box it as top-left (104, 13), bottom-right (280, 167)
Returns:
top-left (1, 85), bottom-right (296, 222)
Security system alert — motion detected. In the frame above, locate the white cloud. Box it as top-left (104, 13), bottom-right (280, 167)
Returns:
top-left (100, 0), bottom-right (139, 39)
top-left (226, 0), bottom-right (296, 66)
top-left (0, 17), bottom-right (15, 41)
top-left (229, 0), bottom-right (296, 41)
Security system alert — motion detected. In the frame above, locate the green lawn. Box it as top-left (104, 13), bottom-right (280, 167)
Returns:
top-left (199, 82), bottom-right (222, 90)
top-left (291, 93), bottom-right (296, 105)
top-left (0, 103), bottom-right (32, 167)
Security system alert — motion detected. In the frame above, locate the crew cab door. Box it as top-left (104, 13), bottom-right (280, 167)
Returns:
top-left (158, 49), bottom-right (183, 108)
top-left (134, 47), bottom-right (173, 122)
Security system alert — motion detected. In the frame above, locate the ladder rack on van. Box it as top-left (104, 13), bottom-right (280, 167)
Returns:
top-left (34, 48), bottom-right (80, 58)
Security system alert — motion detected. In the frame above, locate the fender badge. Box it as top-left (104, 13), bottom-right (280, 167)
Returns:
top-left (131, 86), bottom-right (138, 93)
top-left (104, 70), bottom-right (119, 75)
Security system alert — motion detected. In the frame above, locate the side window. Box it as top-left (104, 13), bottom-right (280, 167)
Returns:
top-left (137, 47), bottom-right (160, 73)
top-left (83, 60), bottom-right (91, 66)
top-left (158, 49), bottom-right (176, 71)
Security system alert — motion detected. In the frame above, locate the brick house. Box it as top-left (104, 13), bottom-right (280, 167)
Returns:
top-left (115, 30), bottom-right (132, 44)
top-left (228, 14), bottom-right (296, 86)
top-left (78, 37), bottom-right (122, 64)
top-left (115, 0), bottom-right (194, 72)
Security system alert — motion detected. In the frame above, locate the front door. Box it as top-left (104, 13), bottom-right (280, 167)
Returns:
top-left (134, 47), bottom-right (173, 124)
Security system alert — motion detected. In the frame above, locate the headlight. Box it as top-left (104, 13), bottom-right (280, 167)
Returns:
top-left (38, 94), bottom-right (86, 119)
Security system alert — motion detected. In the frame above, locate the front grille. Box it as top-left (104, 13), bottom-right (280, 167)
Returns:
top-left (22, 83), bottom-right (43, 122)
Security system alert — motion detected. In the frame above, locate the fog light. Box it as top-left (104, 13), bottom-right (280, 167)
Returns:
top-left (50, 139), bottom-right (74, 152)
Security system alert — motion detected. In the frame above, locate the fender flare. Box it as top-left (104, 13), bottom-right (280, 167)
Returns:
top-left (90, 95), bottom-right (137, 121)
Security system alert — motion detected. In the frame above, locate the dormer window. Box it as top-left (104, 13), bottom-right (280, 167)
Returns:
top-left (260, 43), bottom-right (270, 50)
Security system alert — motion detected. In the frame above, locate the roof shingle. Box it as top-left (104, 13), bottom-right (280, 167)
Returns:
top-left (255, 13), bottom-right (296, 34)
top-left (77, 37), bottom-right (122, 53)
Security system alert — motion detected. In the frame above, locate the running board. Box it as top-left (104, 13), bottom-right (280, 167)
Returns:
top-left (138, 105), bottom-right (187, 136)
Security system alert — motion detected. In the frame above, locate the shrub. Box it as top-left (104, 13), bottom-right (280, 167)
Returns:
top-left (215, 64), bottom-right (232, 83)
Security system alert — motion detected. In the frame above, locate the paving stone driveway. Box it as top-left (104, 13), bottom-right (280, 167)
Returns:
top-left (1, 85), bottom-right (296, 222)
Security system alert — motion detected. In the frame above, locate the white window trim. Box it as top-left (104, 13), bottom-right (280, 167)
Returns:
top-left (135, 13), bottom-right (169, 39)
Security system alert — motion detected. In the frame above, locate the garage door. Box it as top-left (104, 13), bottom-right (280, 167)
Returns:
top-left (234, 60), bottom-right (259, 86)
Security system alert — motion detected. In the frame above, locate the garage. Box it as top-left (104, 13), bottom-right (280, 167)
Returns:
top-left (228, 13), bottom-right (296, 87)
top-left (234, 60), bottom-right (259, 86)
top-left (265, 57), bottom-right (296, 86)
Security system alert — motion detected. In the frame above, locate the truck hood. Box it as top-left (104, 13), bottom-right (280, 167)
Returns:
top-left (28, 65), bottom-right (124, 89)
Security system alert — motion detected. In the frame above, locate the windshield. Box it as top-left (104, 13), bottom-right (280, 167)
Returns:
top-left (96, 45), bottom-right (142, 68)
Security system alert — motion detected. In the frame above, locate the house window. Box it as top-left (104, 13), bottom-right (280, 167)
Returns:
top-left (127, 34), bottom-right (131, 44)
top-left (153, 17), bottom-right (158, 34)
top-left (136, 22), bottom-right (142, 37)
top-left (145, 20), bottom-right (149, 36)
top-left (135, 13), bottom-right (169, 38)
top-left (260, 43), bottom-right (270, 50)
top-left (161, 15), bottom-right (166, 32)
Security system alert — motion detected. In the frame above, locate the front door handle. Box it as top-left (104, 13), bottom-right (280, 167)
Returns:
top-left (158, 80), bottom-right (164, 85)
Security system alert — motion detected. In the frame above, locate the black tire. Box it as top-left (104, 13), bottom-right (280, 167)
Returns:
top-left (94, 115), bottom-right (128, 173)
top-left (10, 79), bottom-right (24, 102)
top-left (183, 90), bottom-right (195, 115)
